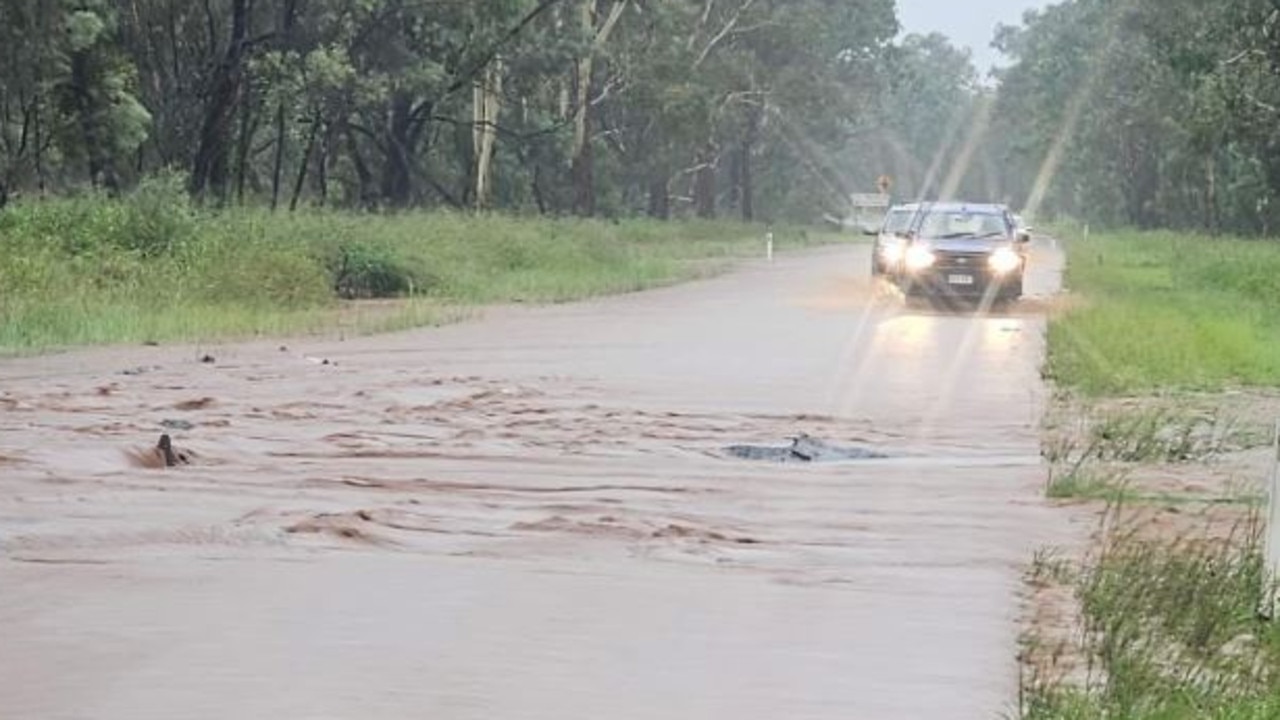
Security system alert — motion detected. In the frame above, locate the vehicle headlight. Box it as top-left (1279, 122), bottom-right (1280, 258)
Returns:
top-left (904, 245), bottom-right (936, 271)
top-left (881, 243), bottom-right (905, 264)
top-left (989, 247), bottom-right (1021, 274)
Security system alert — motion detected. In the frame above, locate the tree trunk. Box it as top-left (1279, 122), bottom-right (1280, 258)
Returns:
top-left (234, 75), bottom-right (256, 204)
top-left (647, 173), bottom-right (669, 219)
top-left (571, 123), bottom-right (596, 216)
top-left (570, 10), bottom-right (597, 217)
top-left (290, 115), bottom-right (319, 211)
top-left (380, 92), bottom-right (416, 208)
top-left (270, 104), bottom-right (286, 210)
top-left (473, 61), bottom-right (503, 210)
top-left (1205, 154), bottom-right (1218, 234)
top-left (569, 0), bottom-right (626, 217)
top-left (694, 144), bottom-right (717, 219)
top-left (345, 122), bottom-right (376, 209)
top-left (268, 0), bottom-right (300, 210)
top-left (190, 0), bottom-right (250, 203)
top-left (33, 99), bottom-right (46, 193)
top-left (69, 51), bottom-right (117, 191)
top-left (317, 121), bottom-right (332, 207)
top-left (532, 161), bottom-right (548, 214)
top-left (739, 105), bottom-right (759, 222)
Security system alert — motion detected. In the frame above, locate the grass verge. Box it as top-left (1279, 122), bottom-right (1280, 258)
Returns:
top-left (1026, 227), bottom-right (1280, 717)
top-left (1045, 230), bottom-right (1280, 395)
top-left (1023, 508), bottom-right (1280, 720)
top-left (0, 183), bottom-right (841, 353)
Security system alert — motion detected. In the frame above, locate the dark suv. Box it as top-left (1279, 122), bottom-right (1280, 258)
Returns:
top-left (894, 202), bottom-right (1031, 301)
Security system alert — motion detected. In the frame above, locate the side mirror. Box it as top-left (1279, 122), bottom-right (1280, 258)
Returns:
top-left (1016, 231), bottom-right (1032, 244)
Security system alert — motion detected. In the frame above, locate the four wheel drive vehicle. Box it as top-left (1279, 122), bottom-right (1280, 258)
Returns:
top-left (866, 203), bottom-right (921, 276)
top-left (893, 202), bottom-right (1031, 302)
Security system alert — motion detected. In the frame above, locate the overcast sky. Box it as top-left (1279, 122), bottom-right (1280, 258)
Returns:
top-left (896, 0), bottom-right (1056, 74)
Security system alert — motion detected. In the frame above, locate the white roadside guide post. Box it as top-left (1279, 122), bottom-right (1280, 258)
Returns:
top-left (766, 231), bottom-right (774, 262)
top-left (1263, 419), bottom-right (1280, 619)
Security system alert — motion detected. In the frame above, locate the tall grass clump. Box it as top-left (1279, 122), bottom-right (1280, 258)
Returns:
top-left (1023, 509), bottom-right (1280, 719)
top-left (1046, 230), bottom-right (1280, 395)
top-left (0, 186), bottom-right (837, 352)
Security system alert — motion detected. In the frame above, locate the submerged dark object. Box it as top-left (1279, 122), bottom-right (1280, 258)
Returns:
top-left (725, 434), bottom-right (886, 463)
top-left (157, 434), bottom-right (192, 467)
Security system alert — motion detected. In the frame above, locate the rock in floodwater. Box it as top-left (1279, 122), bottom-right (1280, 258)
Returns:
top-left (725, 434), bottom-right (887, 463)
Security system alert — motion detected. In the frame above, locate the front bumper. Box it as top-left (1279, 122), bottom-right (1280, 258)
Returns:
top-left (897, 253), bottom-right (1023, 298)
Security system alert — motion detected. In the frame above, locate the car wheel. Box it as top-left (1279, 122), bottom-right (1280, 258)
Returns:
top-left (1008, 274), bottom-right (1024, 298)
top-left (997, 275), bottom-right (1024, 303)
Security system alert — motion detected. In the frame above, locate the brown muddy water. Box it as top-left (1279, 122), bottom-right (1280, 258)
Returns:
top-left (1, 242), bottom-right (1066, 719)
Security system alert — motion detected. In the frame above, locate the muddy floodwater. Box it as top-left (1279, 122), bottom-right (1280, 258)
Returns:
top-left (1, 242), bottom-right (1066, 719)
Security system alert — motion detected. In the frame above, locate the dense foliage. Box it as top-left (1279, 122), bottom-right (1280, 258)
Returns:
top-left (0, 0), bottom-right (964, 222)
top-left (991, 0), bottom-right (1280, 235)
top-left (5, 1), bottom-right (1276, 233)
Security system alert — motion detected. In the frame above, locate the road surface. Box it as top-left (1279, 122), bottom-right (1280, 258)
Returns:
top-left (0, 240), bottom-right (1065, 719)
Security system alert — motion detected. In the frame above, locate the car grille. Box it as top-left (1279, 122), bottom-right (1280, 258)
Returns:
top-left (933, 251), bottom-right (989, 273)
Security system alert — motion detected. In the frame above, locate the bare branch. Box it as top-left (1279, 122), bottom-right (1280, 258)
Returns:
top-left (1241, 89), bottom-right (1279, 115)
top-left (693, 0), bottom-right (757, 70)
top-left (590, 76), bottom-right (626, 106)
top-left (1221, 48), bottom-right (1264, 67)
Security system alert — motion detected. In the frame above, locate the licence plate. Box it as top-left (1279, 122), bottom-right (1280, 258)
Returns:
top-left (947, 274), bottom-right (975, 286)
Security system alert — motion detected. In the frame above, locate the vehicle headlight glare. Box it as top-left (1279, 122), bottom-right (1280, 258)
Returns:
top-left (989, 248), bottom-right (1020, 274)
top-left (881, 243), bottom-right (904, 263)
top-left (905, 245), bottom-right (935, 271)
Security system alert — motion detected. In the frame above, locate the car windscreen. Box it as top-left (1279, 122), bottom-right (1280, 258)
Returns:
top-left (882, 209), bottom-right (914, 235)
top-left (916, 211), bottom-right (1009, 240)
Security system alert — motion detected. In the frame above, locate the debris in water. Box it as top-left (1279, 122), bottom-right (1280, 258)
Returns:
top-left (156, 434), bottom-right (192, 467)
top-left (119, 365), bottom-right (160, 376)
top-left (126, 433), bottom-right (194, 468)
top-left (160, 419), bottom-right (195, 431)
top-left (173, 397), bottom-right (216, 411)
top-left (200, 354), bottom-right (216, 364)
top-left (725, 434), bottom-right (886, 463)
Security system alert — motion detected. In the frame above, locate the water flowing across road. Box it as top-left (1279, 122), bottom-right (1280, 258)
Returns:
top-left (1, 240), bottom-right (1066, 719)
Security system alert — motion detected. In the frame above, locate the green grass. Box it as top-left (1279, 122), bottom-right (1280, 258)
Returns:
top-left (0, 182), bottom-right (842, 352)
top-left (1022, 510), bottom-right (1280, 720)
top-left (1046, 468), bottom-right (1136, 503)
top-left (1030, 227), bottom-right (1280, 717)
top-left (1045, 230), bottom-right (1280, 395)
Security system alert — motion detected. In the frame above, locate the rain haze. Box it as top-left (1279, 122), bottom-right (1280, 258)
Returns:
top-left (5, 0), bottom-right (1277, 718)
top-left (897, 0), bottom-right (1056, 72)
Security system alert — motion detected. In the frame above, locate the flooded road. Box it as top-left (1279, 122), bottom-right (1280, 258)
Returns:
top-left (1, 241), bottom-right (1064, 719)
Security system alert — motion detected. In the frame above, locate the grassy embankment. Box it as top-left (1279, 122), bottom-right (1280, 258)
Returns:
top-left (0, 183), bottom-right (837, 353)
top-left (1025, 229), bottom-right (1280, 718)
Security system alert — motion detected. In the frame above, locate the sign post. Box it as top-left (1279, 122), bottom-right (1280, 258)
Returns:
top-left (1262, 419), bottom-right (1280, 619)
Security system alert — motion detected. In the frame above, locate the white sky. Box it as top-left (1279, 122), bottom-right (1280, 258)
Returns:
top-left (896, 0), bottom-right (1057, 74)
